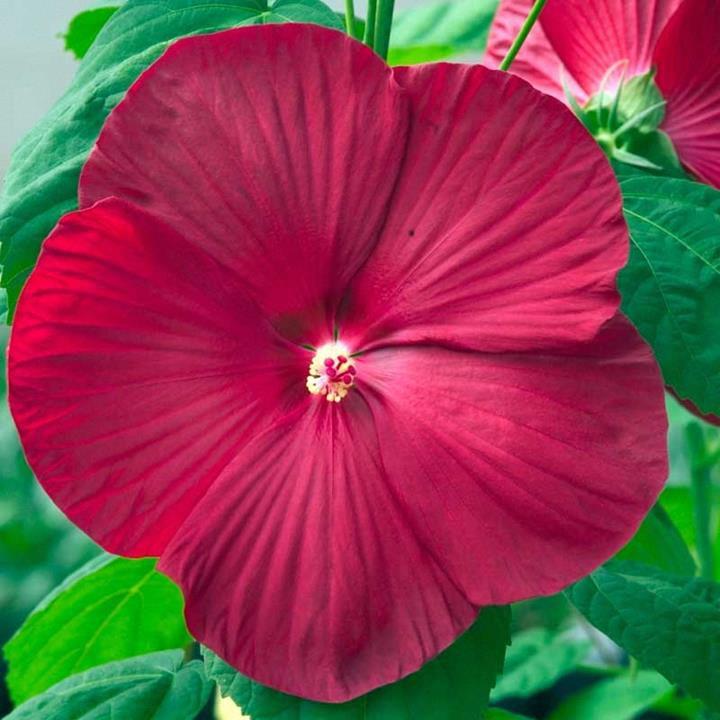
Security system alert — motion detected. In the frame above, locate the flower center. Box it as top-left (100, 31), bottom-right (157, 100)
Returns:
top-left (306, 342), bottom-right (357, 403)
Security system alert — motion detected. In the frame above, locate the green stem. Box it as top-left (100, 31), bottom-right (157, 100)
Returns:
top-left (686, 422), bottom-right (715, 580)
top-left (183, 640), bottom-right (198, 664)
top-left (344, 0), bottom-right (357, 38)
top-left (364, 0), bottom-right (377, 49)
top-left (499, 0), bottom-right (548, 71)
top-left (373, 0), bottom-right (396, 61)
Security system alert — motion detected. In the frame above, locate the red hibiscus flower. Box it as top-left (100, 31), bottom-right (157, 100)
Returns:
top-left (486, 0), bottom-right (720, 187)
top-left (8, 24), bottom-right (667, 702)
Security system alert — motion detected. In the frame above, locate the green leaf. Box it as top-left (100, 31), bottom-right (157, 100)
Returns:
top-left (63, 6), bottom-right (120, 59)
top-left (5, 650), bottom-right (211, 720)
top-left (547, 671), bottom-right (673, 720)
top-left (206, 606), bottom-right (511, 719)
top-left (4, 554), bottom-right (190, 704)
top-left (491, 628), bottom-right (591, 702)
top-left (661, 486), bottom-right (698, 546)
top-left (387, 44), bottom-right (455, 66)
top-left (567, 560), bottom-right (720, 710)
top-left (391, 0), bottom-right (498, 52)
top-left (618, 175), bottom-right (720, 415)
top-left (264, 0), bottom-right (344, 25)
top-left (0, 0), bottom-right (342, 320)
top-left (484, 711), bottom-right (533, 720)
top-left (623, 129), bottom-right (685, 177)
top-left (616, 504), bottom-right (696, 576)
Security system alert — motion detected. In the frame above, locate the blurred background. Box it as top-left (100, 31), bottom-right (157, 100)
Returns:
top-left (0, 0), bottom-right (422, 178)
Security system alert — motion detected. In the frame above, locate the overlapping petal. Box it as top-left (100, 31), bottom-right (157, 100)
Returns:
top-left (80, 24), bottom-right (409, 345)
top-left (360, 316), bottom-right (666, 604)
top-left (159, 315), bottom-right (666, 701)
top-left (9, 199), bottom-right (305, 556)
top-left (487, 0), bottom-right (719, 186)
top-left (159, 398), bottom-right (477, 701)
top-left (654, 0), bottom-right (720, 187)
top-left (539, 0), bottom-right (682, 96)
top-left (341, 63), bottom-right (625, 353)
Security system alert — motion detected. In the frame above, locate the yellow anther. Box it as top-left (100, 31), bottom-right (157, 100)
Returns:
top-left (306, 342), bottom-right (357, 403)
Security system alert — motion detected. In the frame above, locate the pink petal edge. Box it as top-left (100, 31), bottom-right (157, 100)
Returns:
top-left (8, 199), bottom-right (306, 556)
top-left (654, 0), bottom-right (720, 187)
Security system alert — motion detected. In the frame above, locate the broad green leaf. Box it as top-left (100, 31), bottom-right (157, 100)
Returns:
top-left (618, 175), bottom-right (720, 416)
top-left (391, 0), bottom-right (498, 52)
top-left (5, 650), bottom-right (211, 720)
top-left (0, 0), bottom-right (342, 320)
top-left (264, 0), bottom-right (344, 25)
top-left (388, 44), bottom-right (455, 65)
top-left (547, 671), bottom-right (672, 720)
top-left (661, 486), bottom-right (698, 549)
top-left (491, 628), bottom-right (591, 701)
top-left (4, 554), bottom-right (190, 704)
top-left (616, 504), bottom-right (696, 576)
top-left (652, 691), bottom-right (708, 720)
top-left (205, 606), bottom-right (511, 719)
top-left (63, 7), bottom-right (120, 59)
top-left (567, 560), bottom-right (720, 710)
top-left (484, 711), bottom-right (533, 720)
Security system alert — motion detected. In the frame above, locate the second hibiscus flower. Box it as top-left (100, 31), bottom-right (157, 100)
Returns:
top-left (486, 0), bottom-right (720, 185)
top-left (9, 24), bottom-right (666, 703)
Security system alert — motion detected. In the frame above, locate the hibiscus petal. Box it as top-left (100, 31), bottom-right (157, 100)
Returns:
top-left (341, 63), bottom-right (625, 353)
top-left (159, 314), bottom-right (666, 702)
top-left (483, 0), bottom-right (586, 103)
top-left (654, 0), bottom-right (720, 187)
top-left (358, 314), bottom-right (667, 606)
top-left (8, 199), bottom-right (305, 556)
top-left (79, 25), bottom-right (409, 345)
top-left (159, 398), bottom-right (478, 702)
top-left (540, 0), bottom-right (682, 96)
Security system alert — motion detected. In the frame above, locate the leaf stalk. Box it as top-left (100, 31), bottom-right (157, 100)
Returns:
top-left (686, 421), bottom-right (716, 580)
top-left (373, 0), bottom-right (396, 61)
top-left (364, 0), bottom-right (378, 49)
top-left (499, 0), bottom-right (548, 71)
top-left (344, 0), bottom-right (357, 39)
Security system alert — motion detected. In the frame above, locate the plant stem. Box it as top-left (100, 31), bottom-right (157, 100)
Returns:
top-left (686, 421), bottom-right (715, 580)
top-left (373, 0), bottom-right (396, 61)
top-left (364, 0), bottom-right (377, 49)
top-left (183, 640), bottom-right (198, 664)
top-left (344, 0), bottom-right (357, 38)
top-left (499, 0), bottom-right (548, 71)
